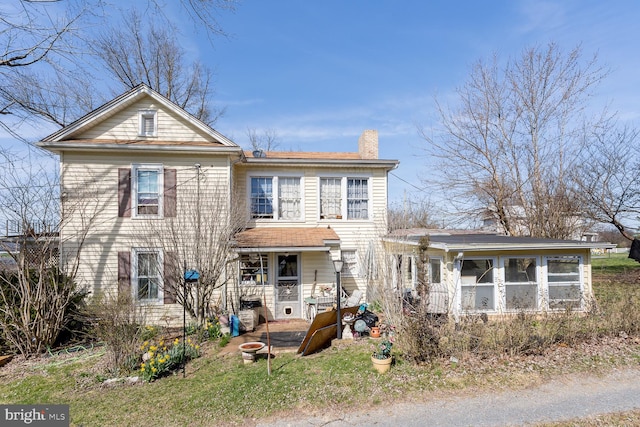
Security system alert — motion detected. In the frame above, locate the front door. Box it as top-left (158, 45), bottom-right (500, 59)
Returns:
top-left (275, 254), bottom-right (301, 319)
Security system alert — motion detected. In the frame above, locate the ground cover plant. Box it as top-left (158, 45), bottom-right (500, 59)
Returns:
top-left (0, 253), bottom-right (637, 426)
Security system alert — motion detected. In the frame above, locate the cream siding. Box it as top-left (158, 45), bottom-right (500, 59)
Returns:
top-left (61, 150), bottom-right (232, 325)
top-left (76, 98), bottom-right (214, 142)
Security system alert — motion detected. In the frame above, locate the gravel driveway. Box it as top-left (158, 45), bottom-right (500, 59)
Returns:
top-left (257, 367), bottom-right (640, 427)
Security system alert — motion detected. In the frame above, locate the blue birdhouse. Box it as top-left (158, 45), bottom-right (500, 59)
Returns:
top-left (184, 269), bottom-right (200, 282)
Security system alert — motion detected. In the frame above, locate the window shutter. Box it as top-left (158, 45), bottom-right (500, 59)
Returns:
top-left (164, 251), bottom-right (178, 304)
top-left (118, 251), bottom-right (131, 296)
top-left (164, 169), bottom-right (177, 217)
top-left (118, 168), bottom-right (131, 217)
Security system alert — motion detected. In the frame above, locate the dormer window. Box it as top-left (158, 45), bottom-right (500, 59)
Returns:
top-left (138, 110), bottom-right (157, 137)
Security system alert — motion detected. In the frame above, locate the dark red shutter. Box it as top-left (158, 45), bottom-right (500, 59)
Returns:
top-left (164, 169), bottom-right (177, 217)
top-left (118, 251), bottom-right (131, 296)
top-left (164, 251), bottom-right (178, 304)
top-left (118, 168), bottom-right (132, 217)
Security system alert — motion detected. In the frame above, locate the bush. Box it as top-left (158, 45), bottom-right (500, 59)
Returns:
top-left (0, 267), bottom-right (86, 357)
top-left (88, 293), bottom-right (146, 375)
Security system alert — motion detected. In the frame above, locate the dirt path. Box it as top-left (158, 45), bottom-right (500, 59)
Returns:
top-left (257, 367), bottom-right (640, 426)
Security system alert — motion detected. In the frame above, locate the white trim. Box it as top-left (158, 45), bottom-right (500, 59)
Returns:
top-left (317, 174), bottom-right (373, 221)
top-left (138, 109), bottom-right (158, 137)
top-left (500, 256), bottom-right (540, 312)
top-left (543, 254), bottom-right (584, 311)
top-left (131, 163), bottom-right (164, 218)
top-left (39, 84), bottom-right (238, 147)
top-left (247, 172), bottom-right (304, 221)
top-left (456, 256), bottom-right (498, 313)
top-left (132, 247), bottom-right (164, 304)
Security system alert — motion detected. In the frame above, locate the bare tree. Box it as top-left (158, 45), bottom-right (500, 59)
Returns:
top-left (1, 0), bottom-right (234, 140)
top-left (573, 119), bottom-right (640, 241)
top-left (93, 12), bottom-right (223, 125)
top-left (388, 196), bottom-right (440, 232)
top-left (142, 166), bottom-right (247, 324)
top-left (247, 128), bottom-right (280, 152)
top-left (0, 0), bottom-right (91, 137)
top-left (422, 43), bottom-right (608, 239)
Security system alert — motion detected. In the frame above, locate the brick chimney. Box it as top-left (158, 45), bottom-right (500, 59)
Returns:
top-left (358, 130), bottom-right (378, 159)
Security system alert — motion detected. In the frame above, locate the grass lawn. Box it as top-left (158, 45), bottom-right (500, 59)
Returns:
top-left (0, 254), bottom-right (638, 426)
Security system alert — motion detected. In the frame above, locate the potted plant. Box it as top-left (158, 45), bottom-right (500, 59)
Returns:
top-left (371, 336), bottom-right (393, 373)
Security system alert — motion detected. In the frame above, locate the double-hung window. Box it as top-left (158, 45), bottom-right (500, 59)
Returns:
top-left (133, 248), bottom-right (163, 302)
top-left (251, 177), bottom-right (273, 218)
top-left (138, 110), bottom-right (157, 137)
top-left (319, 176), bottom-right (370, 220)
top-left (546, 256), bottom-right (582, 309)
top-left (132, 164), bottom-right (163, 217)
top-left (504, 257), bottom-right (538, 310)
top-left (347, 178), bottom-right (368, 219)
top-left (250, 175), bottom-right (301, 220)
top-left (460, 258), bottom-right (495, 311)
top-left (320, 178), bottom-right (342, 219)
top-left (278, 177), bottom-right (301, 220)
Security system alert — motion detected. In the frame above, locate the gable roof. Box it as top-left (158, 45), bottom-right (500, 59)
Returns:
top-left (38, 83), bottom-right (238, 150)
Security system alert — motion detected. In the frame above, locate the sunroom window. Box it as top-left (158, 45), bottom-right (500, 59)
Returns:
top-left (504, 257), bottom-right (538, 310)
top-left (460, 258), bottom-right (495, 311)
top-left (546, 256), bottom-right (582, 309)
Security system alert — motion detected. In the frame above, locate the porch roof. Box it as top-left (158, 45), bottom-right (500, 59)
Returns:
top-left (384, 229), bottom-right (617, 252)
top-left (232, 227), bottom-right (340, 253)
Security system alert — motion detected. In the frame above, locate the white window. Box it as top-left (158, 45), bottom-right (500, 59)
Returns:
top-left (249, 175), bottom-right (302, 220)
top-left (133, 248), bottom-right (163, 302)
top-left (132, 164), bottom-right (163, 218)
top-left (342, 250), bottom-right (359, 277)
top-left (138, 110), bottom-right (157, 137)
top-left (320, 178), bottom-right (342, 219)
top-left (240, 254), bottom-right (269, 285)
top-left (278, 177), bottom-right (301, 220)
top-left (250, 177), bottom-right (273, 218)
top-left (428, 258), bottom-right (442, 284)
top-left (319, 176), bottom-right (370, 220)
top-left (546, 256), bottom-right (582, 310)
top-left (347, 178), bottom-right (368, 219)
top-left (504, 257), bottom-right (538, 310)
top-left (460, 258), bottom-right (495, 311)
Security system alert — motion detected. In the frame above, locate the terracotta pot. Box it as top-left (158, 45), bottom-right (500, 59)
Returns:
top-left (370, 327), bottom-right (381, 338)
top-left (371, 355), bottom-right (392, 373)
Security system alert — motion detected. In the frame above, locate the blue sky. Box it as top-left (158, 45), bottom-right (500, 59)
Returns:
top-left (3, 0), bottom-right (640, 208)
top-left (196, 0), bottom-right (640, 204)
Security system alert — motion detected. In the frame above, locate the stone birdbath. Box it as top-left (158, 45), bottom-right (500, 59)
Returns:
top-left (239, 342), bottom-right (265, 364)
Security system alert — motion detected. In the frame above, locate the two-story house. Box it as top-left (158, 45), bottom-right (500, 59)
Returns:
top-left (38, 84), bottom-right (399, 325)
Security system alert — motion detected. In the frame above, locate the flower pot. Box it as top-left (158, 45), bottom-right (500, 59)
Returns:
top-left (371, 355), bottom-right (392, 373)
top-left (370, 326), bottom-right (380, 338)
